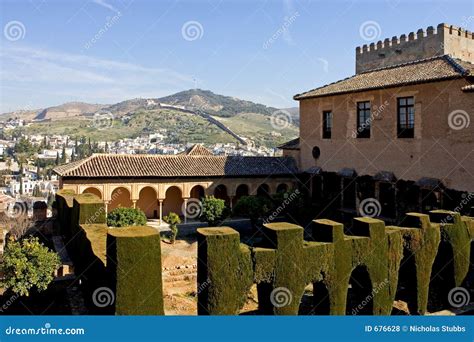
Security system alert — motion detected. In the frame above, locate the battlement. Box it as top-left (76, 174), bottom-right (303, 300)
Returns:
top-left (356, 23), bottom-right (474, 73)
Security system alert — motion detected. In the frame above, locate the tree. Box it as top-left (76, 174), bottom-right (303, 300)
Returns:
top-left (233, 196), bottom-right (273, 224)
top-left (60, 145), bottom-right (66, 164)
top-left (200, 196), bottom-right (227, 226)
top-left (32, 184), bottom-right (42, 197)
top-left (106, 207), bottom-right (147, 227)
top-left (1, 236), bottom-right (60, 296)
top-left (163, 212), bottom-right (180, 244)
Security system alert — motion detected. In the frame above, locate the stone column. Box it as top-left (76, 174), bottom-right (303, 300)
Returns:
top-left (104, 200), bottom-right (110, 214)
top-left (159, 200), bottom-right (163, 225)
top-left (183, 198), bottom-right (188, 224)
top-left (229, 196), bottom-right (234, 211)
top-left (132, 200), bottom-right (137, 209)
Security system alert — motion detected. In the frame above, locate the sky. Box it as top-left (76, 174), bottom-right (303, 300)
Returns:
top-left (0, 0), bottom-right (473, 113)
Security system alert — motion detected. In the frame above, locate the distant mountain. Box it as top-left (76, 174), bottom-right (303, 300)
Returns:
top-left (157, 89), bottom-right (279, 117)
top-left (281, 107), bottom-right (299, 125)
top-left (0, 90), bottom-right (299, 148)
top-left (34, 102), bottom-right (105, 121)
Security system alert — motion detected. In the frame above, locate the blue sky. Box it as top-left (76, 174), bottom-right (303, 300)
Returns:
top-left (1, 0), bottom-right (473, 112)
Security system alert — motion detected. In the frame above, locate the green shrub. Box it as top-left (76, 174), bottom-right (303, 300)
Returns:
top-left (163, 212), bottom-right (181, 244)
top-left (200, 196), bottom-right (227, 226)
top-left (233, 196), bottom-right (272, 222)
top-left (107, 226), bottom-right (164, 315)
top-left (1, 236), bottom-right (61, 296)
top-left (107, 207), bottom-right (147, 227)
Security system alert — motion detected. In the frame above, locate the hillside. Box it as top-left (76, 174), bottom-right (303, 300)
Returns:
top-left (34, 102), bottom-right (105, 121)
top-left (2, 89), bottom-right (299, 148)
top-left (157, 89), bottom-right (279, 117)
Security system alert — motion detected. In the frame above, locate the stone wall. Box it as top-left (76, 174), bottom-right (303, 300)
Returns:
top-left (297, 79), bottom-right (474, 192)
top-left (356, 23), bottom-right (474, 73)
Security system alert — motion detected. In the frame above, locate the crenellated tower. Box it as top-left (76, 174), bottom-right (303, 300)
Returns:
top-left (356, 23), bottom-right (474, 73)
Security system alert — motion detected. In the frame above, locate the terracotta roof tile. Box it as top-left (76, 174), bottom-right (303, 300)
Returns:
top-left (180, 144), bottom-right (214, 156)
top-left (294, 55), bottom-right (473, 100)
top-left (53, 154), bottom-right (298, 178)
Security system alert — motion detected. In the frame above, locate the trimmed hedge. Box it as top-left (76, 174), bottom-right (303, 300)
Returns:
top-left (57, 192), bottom-right (164, 315)
top-left (197, 227), bottom-right (253, 315)
top-left (107, 226), bottom-right (164, 315)
top-left (55, 189), bottom-right (76, 237)
top-left (198, 211), bottom-right (473, 315)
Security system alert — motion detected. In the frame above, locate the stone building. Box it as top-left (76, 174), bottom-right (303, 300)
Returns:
top-left (53, 145), bottom-right (297, 222)
top-left (285, 23), bottom-right (474, 193)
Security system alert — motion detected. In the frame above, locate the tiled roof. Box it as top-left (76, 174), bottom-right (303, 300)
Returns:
top-left (278, 138), bottom-right (300, 150)
top-left (53, 154), bottom-right (298, 178)
top-left (180, 144), bottom-right (214, 156)
top-left (294, 55), bottom-right (474, 100)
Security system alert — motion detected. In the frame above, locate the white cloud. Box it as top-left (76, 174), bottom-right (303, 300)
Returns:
top-left (93, 0), bottom-right (121, 14)
top-left (0, 45), bottom-right (196, 112)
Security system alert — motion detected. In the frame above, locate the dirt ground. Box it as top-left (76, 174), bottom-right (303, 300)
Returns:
top-left (161, 237), bottom-right (260, 315)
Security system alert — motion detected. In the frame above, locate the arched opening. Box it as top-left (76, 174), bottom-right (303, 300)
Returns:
top-left (346, 265), bottom-right (373, 315)
top-left (394, 248), bottom-right (418, 314)
top-left (298, 282), bottom-right (330, 315)
top-left (190, 185), bottom-right (205, 200)
top-left (137, 187), bottom-right (158, 219)
top-left (163, 186), bottom-right (183, 217)
top-left (234, 184), bottom-right (249, 207)
top-left (214, 184), bottom-right (230, 205)
top-left (256, 184), bottom-right (271, 198)
top-left (276, 183), bottom-right (288, 194)
top-left (428, 241), bottom-right (455, 312)
top-left (109, 187), bottom-right (132, 211)
top-left (82, 187), bottom-right (102, 199)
